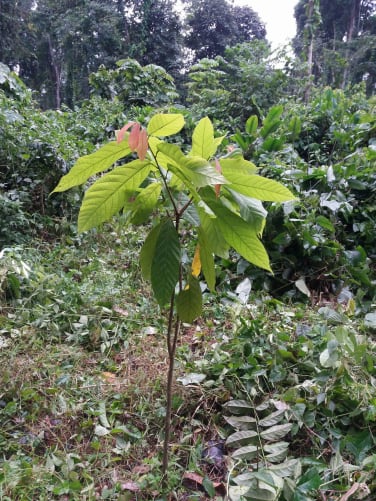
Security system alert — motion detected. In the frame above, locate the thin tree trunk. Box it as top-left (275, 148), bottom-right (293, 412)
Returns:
top-left (342, 0), bottom-right (361, 88)
top-left (304, 0), bottom-right (315, 102)
top-left (47, 34), bottom-right (61, 109)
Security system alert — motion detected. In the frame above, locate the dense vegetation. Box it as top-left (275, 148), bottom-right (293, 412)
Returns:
top-left (1, 0), bottom-right (376, 499)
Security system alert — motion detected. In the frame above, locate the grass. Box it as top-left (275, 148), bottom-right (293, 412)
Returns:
top-left (1, 224), bottom-right (376, 500)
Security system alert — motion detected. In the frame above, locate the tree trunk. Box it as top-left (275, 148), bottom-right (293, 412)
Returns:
top-left (342, 0), bottom-right (361, 88)
top-left (47, 33), bottom-right (62, 109)
top-left (304, 0), bottom-right (315, 102)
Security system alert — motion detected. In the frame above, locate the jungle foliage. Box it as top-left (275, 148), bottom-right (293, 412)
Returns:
top-left (1, 2), bottom-right (376, 498)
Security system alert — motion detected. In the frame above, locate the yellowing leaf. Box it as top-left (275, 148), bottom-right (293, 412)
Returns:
top-left (192, 244), bottom-right (201, 277)
top-left (147, 113), bottom-right (185, 137)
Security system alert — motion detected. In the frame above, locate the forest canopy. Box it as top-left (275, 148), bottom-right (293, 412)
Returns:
top-left (1, 0), bottom-right (375, 109)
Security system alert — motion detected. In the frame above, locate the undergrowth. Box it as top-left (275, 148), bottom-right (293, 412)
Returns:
top-left (1, 224), bottom-right (376, 500)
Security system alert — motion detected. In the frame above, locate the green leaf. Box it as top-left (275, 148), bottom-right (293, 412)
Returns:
top-left (289, 116), bottom-right (301, 140)
top-left (191, 117), bottom-right (216, 160)
top-left (260, 105), bottom-right (283, 138)
top-left (268, 458), bottom-right (301, 477)
top-left (157, 143), bottom-right (228, 189)
top-left (220, 157), bottom-right (258, 176)
top-left (224, 415), bottom-right (257, 430)
top-left (129, 182), bottom-right (162, 224)
top-left (151, 219), bottom-right (181, 307)
top-left (316, 215), bottom-right (335, 232)
top-left (184, 157), bottom-right (228, 188)
top-left (202, 477), bottom-right (216, 497)
top-left (226, 190), bottom-right (266, 234)
top-left (53, 141), bottom-right (131, 192)
top-left (78, 160), bottom-right (152, 232)
top-left (246, 115), bottom-right (259, 135)
top-left (211, 204), bottom-right (272, 272)
top-left (260, 423), bottom-right (293, 441)
top-left (198, 211), bottom-right (229, 259)
top-left (197, 227), bottom-right (216, 292)
top-left (147, 113), bottom-right (185, 137)
top-left (222, 172), bottom-right (296, 202)
top-left (225, 430), bottom-right (258, 448)
top-left (223, 399), bottom-right (254, 414)
top-left (140, 223), bottom-right (162, 281)
top-left (258, 410), bottom-right (285, 427)
top-left (231, 445), bottom-right (259, 460)
top-left (176, 275), bottom-right (202, 323)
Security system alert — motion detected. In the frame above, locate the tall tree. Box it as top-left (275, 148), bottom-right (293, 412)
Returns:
top-left (22, 0), bottom-right (128, 108)
top-left (183, 0), bottom-right (266, 61)
top-left (0, 0), bottom-right (35, 71)
top-left (294, 0), bottom-right (376, 92)
top-left (125, 0), bottom-right (183, 77)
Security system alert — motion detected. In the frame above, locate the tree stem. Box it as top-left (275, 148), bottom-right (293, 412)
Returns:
top-left (162, 294), bottom-right (181, 484)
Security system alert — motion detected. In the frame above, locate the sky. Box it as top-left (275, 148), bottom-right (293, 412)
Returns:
top-left (235, 0), bottom-right (298, 49)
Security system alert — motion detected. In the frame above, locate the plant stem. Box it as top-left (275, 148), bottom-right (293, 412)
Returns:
top-left (162, 293), bottom-right (181, 484)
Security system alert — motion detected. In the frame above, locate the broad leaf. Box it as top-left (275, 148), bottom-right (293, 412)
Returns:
top-left (231, 445), bottom-right (259, 460)
top-left (53, 141), bottom-right (131, 192)
top-left (226, 190), bottom-right (266, 234)
top-left (186, 159), bottom-right (228, 188)
top-left (246, 115), bottom-right (259, 135)
top-left (198, 211), bottom-right (229, 259)
top-left (223, 415), bottom-right (257, 430)
top-left (197, 227), bottom-right (216, 292)
top-left (147, 113), bottom-right (185, 137)
top-left (269, 459), bottom-right (301, 478)
top-left (225, 430), bottom-right (258, 448)
top-left (260, 423), bottom-right (293, 441)
top-left (258, 410), bottom-right (285, 427)
top-left (223, 399), bottom-right (254, 414)
top-left (78, 160), bottom-right (152, 232)
top-left (176, 276), bottom-right (202, 323)
top-left (151, 219), bottom-right (181, 307)
top-left (221, 172), bottom-right (296, 202)
top-left (211, 204), bottom-right (272, 272)
top-left (289, 116), bottom-right (301, 140)
top-left (260, 105), bottom-right (283, 138)
top-left (129, 182), bottom-right (162, 224)
top-left (220, 157), bottom-right (258, 176)
top-left (191, 117), bottom-right (216, 160)
top-left (140, 223), bottom-right (162, 281)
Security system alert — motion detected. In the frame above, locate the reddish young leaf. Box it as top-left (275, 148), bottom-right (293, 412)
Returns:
top-left (116, 121), bottom-right (136, 143)
top-left (137, 128), bottom-right (149, 161)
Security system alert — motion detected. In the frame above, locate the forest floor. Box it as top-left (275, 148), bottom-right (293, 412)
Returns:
top-left (1, 226), bottom-right (376, 500)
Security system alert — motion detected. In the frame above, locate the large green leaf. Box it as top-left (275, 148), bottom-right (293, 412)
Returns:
top-left (260, 423), bottom-right (293, 441)
top-left (151, 219), bottom-right (181, 307)
top-left (220, 157), bottom-right (258, 176)
top-left (225, 430), bottom-right (258, 448)
top-left (246, 115), bottom-right (259, 135)
top-left (212, 204), bottom-right (271, 272)
top-left (191, 117), bottom-right (216, 160)
top-left (78, 160), bottom-right (152, 232)
top-left (129, 182), bottom-right (162, 225)
top-left (53, 141), bottom-right (131, 192)
top-left (199, 211), bottom-right (229, 259)
top-left (222, 171), bottom-right (296, 202)
top-left (231, 445), bottom-right (259, 460)
top-left (185, 157), bottom-right (228, 188)
top-left (176, 275), bottom-right (202, 323)
top-left (140, 223), bottom-right (162, 281)
top-left (226, 190), bottom-right (266, 235)
top-left (260, 105), bottom-right (283, 139)
top-left (147, 113), bottom-right (185, 137)
top-left (197, 227), bottom-right (216, 292)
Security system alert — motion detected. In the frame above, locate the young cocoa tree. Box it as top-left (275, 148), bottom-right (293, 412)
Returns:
top-left (53, 113), bottom-right (296, 483)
